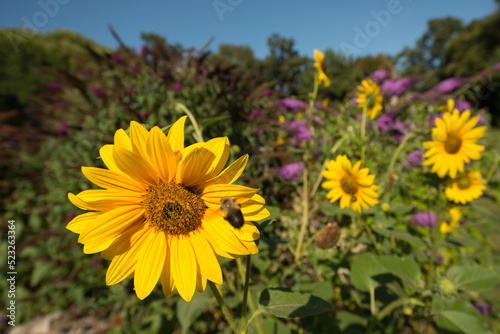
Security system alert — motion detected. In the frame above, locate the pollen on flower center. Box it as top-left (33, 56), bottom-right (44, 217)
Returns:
top-left (444, 133), bottom-right (462, 154)
top-left (143, 181), bottom-right (206, 235)
top-left (366, 93), bottom-right (376, 109)
top-left (457, 176), bottom-right (471, 190)
top-left (341, 175), bottom-right (359, 195)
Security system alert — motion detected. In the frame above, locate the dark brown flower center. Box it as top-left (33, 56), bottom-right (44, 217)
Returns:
top-left (143, 182), bottom-right (206, 235)
top-left (341, 174), bottom-right (359, 195)
top-left (444, 133), bottom-right (462, 154)
top-left (366, 92), bottom-right (376, 109)
top-left (457, 176), bottom-right (471, 190)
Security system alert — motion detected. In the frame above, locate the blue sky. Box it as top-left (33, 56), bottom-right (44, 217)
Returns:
top-left (0, 0), bottom-right (497, 59)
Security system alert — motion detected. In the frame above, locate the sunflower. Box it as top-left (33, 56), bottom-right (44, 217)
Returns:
top-left (321, 155), bottom-right (380, 214)
top-left (440, 207), bottom-right (462, 234)
top-left (67, 117), bottom-right (269, 301)
top-left (438, 99), bottom-right (456, 113)
top-left (357, 79), bottom-right (383, 119)
top-left (445, 170), bottom-right (486, 204)
top-left (423, 110), bottom-right (486, 178)
top-left (313, 49), bottom-right (330, 88)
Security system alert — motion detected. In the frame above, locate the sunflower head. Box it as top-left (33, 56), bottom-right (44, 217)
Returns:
top-left (67, 117), bottom-right (269, 302)
top-left (423, 110), bottom-right (486, 179)
top-left (313, 49), bottom-right (331, 88)
top-left (357, 80), bottom-right (383, 119)
top-left (445, 170), bottom-right (486, 204)
top-left (321, 155), bottom-right (380, 214)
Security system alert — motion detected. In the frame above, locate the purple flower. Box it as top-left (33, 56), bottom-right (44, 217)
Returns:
top-left (432, 77), bottom-right (465, 94)
top-left (250, 110), bottom-right (262, 117)
top-left (199, 66), bottom-right (207, 73)
top-left (263, 88), bottom-right (272, 97)
top-left (377, 114), bottom-right (395, 131)
top-left (412, 212), bottom-right (437, 227)
top-left (66, 211), bottom-right (76, 221)
top-left (286, 120), bottom-right (311, 145)
top-left (126, 89), bottom-right (135, 96)
top-left (140, 111), bottom-right (150, 120)
top-left (313, 115), bottom-right (324, 125)
top-left (278, 98), bottom-right (306, 112)
top-left (406, 150), bottom-right (423, 167)
top-left (472, 302), bottom-right (490, 315)
top-left (59, 121), bottom-right (68, 136)
top-left (92, 87), bottom-right (105, 98)
top-left (430, 113), bottom-right (444, 127)
top-left (454, 100), bottom-right (472, 112)
top-left (382, 78), bottom-right (412, 96)
top-left (47, 82), bottom-right (62, 90)
top-left (254, 128), bottom-right (264, 135)
top-left (351, 97), bottom-right (359, 105)
top-left (478, 114), bottom-right (487, 124)
top-left (111, 54), bottom-right (124, 64)
top-left (392, 121), bottom-right (409, 142)
top-left (140, 45), bottom-right (147, 56)
top-left (279, 162), bottom-right (305, 181)
top-left (132, 67), bottom-right (141, 74)
top-left (435, 252), bottom-right (444, 265)
top-left (173, 83), bottom-right (182, 91)
top-left (93, 257), bottom-right (100, 269)
top-left (369, 70), bottom-right (389, 84)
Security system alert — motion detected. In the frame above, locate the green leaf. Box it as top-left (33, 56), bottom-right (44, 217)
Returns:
top-left (376, 256), bottom-right (423, 291)
top-left (335, 311), bottom-right (367, 332)
top-left (388, 202), bottom-right (411, 215)
top-left (436, 301), bottom-right (491, 334)
top-left (350, 253), bottom-right (387, 292)
top-left (259, 288), bottom-right (332, 318)
top-left (446, 266), bottom-right (500, 292)
top-left (30, 262), bottom-right (52, 287)
top-left (431, 295), bottom-right (456, 315)
top-left (176, 290), bottom-right (211, 334)
top-left (373, 227), bottom-right (426, 247)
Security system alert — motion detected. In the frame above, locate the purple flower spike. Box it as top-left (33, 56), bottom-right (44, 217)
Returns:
top-left (47, 82), bottom-right (62, 90)
top-left (407, 150), bottom-right (423, 167)
top-left (279, 162), bottom-right (305, 181)
top-left (93, 257), bottom-right (100, 269)
top-left (412, 212), bottom-right (437, 227)
top-left (173, 83), bottom-right (182, 91)
top-left (432, 77), bottom-right (465, 94)
top-left (472, 302), bottom-right (490, 315)
top-left (452, 99), bottom-right (472, 112)
top-left (278, 98), bottom-right (306, 112)
top-left (111, 54), bottom-right (124, 64)
top-left (254, 128), bottom-right (264, 135)
top-left (92, 87), bottom-right (105, 98)
top-left (377, 114), bottom-right (395, 131)
top-left (369, 70), bottom-right (389, 84)
top-left (59, 121), bottom-right (68, 136)
top-left (263, 88), bottom-right (272, 97)
top-left (250, 110), bottom-right (262, 117)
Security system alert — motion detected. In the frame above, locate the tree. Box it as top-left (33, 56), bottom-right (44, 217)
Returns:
top-left (397, 17), bottom-right (463, 76)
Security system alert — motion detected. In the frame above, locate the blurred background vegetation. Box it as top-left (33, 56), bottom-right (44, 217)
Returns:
top-left (1, 4), bottom-right (500, 334)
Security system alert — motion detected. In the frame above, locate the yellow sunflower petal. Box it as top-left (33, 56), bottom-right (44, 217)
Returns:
top-left (189, 232), bottom-right (223, 284)
top-left (160, 237), bottom-right (176, 296)
top-left (135, 229), bottom-right (167, 300)
top-left (81, 167), bottom-right (145, 192)
top-left (171, 235), bottom-right (197, 302)
top-left (147, 126), bottom-right (177, 183)
top-left (167, 116), bottom-right (187, 156)
top-left (113, 146), bottom-right (159, 186)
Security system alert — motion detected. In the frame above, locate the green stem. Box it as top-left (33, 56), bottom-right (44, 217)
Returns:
top-left (208, 281), bottom-right (239, 333)
top-left (309, 135), bottom-right (348, 199)
top-left (242, 308), bottom-right (265, 333)
top-left (380, 132), bottom-right (414, 194)
top-left (364, 222), bottom-right (383, 255)
top-left (360, 110), bottom-right (367, 163)
top-left (295, 168), bottom-right (309, 263)
top-left (175, 102), bottom-right (204, 142)
top-left (485, 151), bottom-right (500, 182)
top-left (241, 256), bottom-right (251, 330)
top-left (427, 184), bottom-right (443, 289)
top-left (369, 287), bottom-right (376, 315)
top-left (366, 298), bottom-right (416, 333)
